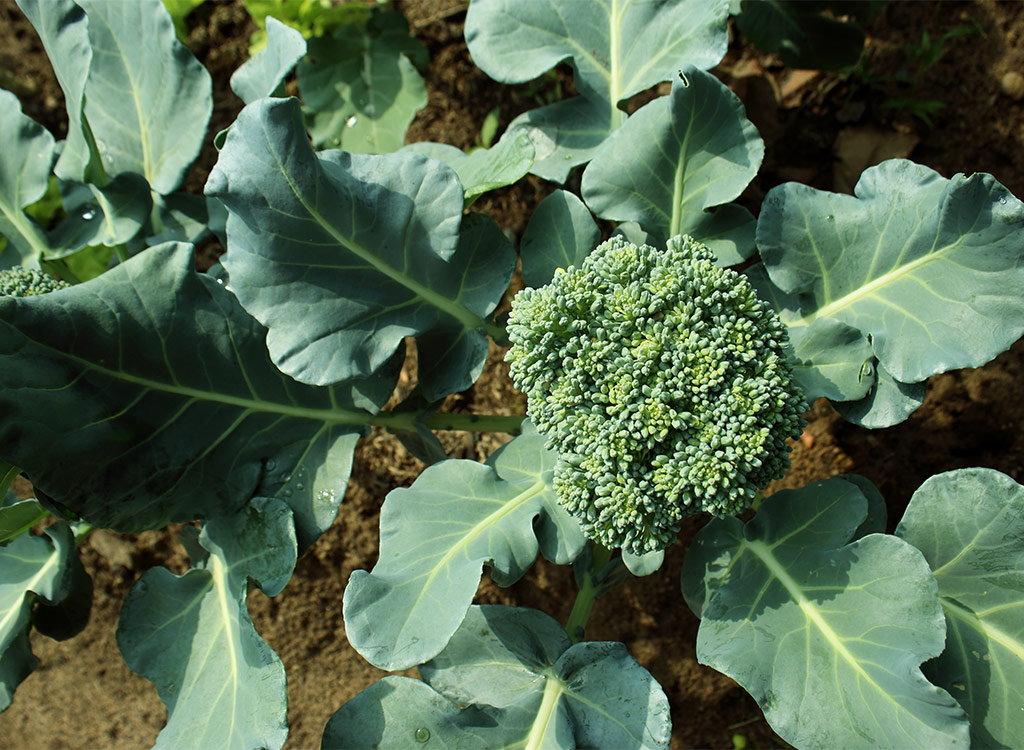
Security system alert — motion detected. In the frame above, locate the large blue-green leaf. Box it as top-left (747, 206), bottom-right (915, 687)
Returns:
top-left (326, 606), bottom-right (670, 750)
top-left (520, 189), bottom-right (600, 288)
top-left (15, 0), bottom-right (95, 184)
top-left (207, 97), bottom-right (512, 388)
top-left (118, 497), bottom-right (296, 750)
top-left (47, 174), bottom-right (152, 257)
top-left (404, 129), bottom-right (535, 206)
top-left (682, 478), bottom-right (970, 749)
top-left (0, 242), bottom-right (386, 546)
top-left (297, 9), bottom-right (427, 152)
top-left (757, 159), bottom-right (1024, 384)
top-left (77, 0), bottom-right (212, 194)
top-left (343, 429), bottom-right (585, 671)
top-left (422, 605), bottom-right (671, 749)
top-left (896, 468), bottom-right (1024, 749)
top-left (465, 0), bottom-right (730, 182)
top-left (582, 68), bottom-right (762, 263)
top-left (0, 499), bottom-right (47, 546)
top-left (322, 676), bottom-right (495, 750)
top-left (0, 90), bottom-right (54, 266)
top-left (230, 16), bottom-right (306, 104)
top-left (0, 523), bottom-right (88, 711)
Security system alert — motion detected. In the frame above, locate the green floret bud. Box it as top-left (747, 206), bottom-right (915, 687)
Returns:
top-left (506, 235), bottom-right (807, 555)
top-left (0, 267), bottom-right (70, 297)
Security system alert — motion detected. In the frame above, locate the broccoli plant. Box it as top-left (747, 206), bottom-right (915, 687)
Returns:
top-left (2, 0), bottom-right (1024, 748)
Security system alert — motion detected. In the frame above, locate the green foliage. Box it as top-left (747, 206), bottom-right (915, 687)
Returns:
top-left (507, 236), bottom-right (806, 555)
top-left (0, 268), bottom-right (70, 297)
top-left (2, 2), bottom-right (1023, 748)
top-left (244, 0), bottom-right (371, 53)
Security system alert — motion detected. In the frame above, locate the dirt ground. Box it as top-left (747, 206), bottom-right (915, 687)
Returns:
top-left (2, 1), bottom-right (1024, 749)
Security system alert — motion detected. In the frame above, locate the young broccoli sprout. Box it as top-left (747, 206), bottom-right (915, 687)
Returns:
top-left (506, 235), bottom-right (807, 555)
top-left (0, 267), bottom-right (70, 297)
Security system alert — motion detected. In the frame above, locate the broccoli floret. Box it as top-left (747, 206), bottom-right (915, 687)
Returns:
top-left (506, 235), bottom-right (807, 555)
top-left (0, 267), bottom-right (70, 297)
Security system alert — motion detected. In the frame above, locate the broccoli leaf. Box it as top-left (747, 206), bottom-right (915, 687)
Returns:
top-left (326, 606), bottom-right (671, 750)
top-left (0, 499), bottom-right (48, 545)
top-left (835, 362), bottom-right (927, 429)
top-left (0, 243), bottom-right (386, 547)
top-left (76, 0), bottom-right (212, 194)
top-left (465, 0), bottom-right (730, 181)
top-left (230, 16), bottom-right (306, 105)
top-left (520, 189), bottom-right (600, 288)
top-left (0, 523), bottom-right (90, 711)
top-left (117, 497), bottom-right (296, 749)
top-left (0, 91), bottom-right (54, 266)
top-left (681, 477), bottom-right (970, 749)
top-left (734, 0), bottom-right (869, 70)
top-left (46, 174), bottom-right (153, 257)
top-left (404, 130), bottom-right (535, 206)
top-left (298, 9), bottom-right (427, 153)
top-left (343, 430), bottom-right (585, 671)
top-left (896, 468), bottom-right (1024, 749)
top-left (758, 159), bottom-right (1024, 385)
top-left (582, 68), bottom-right (762, 264)
top-left (207, 98), bottom-right (513, 390)
top-left (15, 0), bottom-right (95, 184)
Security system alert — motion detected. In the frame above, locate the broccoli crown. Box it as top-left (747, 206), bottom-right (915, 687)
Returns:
top-left (0, 267), bottom-right (70, 297)
top-left (506, 235), bottom-right (807, 555)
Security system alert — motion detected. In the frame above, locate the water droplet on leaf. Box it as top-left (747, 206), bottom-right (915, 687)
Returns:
top-left (81, 209), bottom-right (96, 221)
top-left (414, 727), bottom-right (430, 742)
top-left (346, 115), bottom-right (358, 128)
top-left (295, 483), bottom-right (304, 491)
top-left (826, 214), bottom-right (834, 222)
top-left (266, 459), bottom-right (277, 471)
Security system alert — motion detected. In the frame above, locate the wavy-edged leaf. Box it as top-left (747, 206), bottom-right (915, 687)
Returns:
top-left (47, 174), bottom-right (152, 257)
top-left (343, 429), bottom-right (585, 671)
top-left (0, 243), bottom-right (385, 546)
top-left (117, 497), bottom-right (296, 750)
top-left (0, 499), bottom-right (48, 545)
top-left (758, 159), bottom-right (1024, 384)
top-left (230, 16), bottom-right (306, 105)
top-left (582, 68), bottom-right (762, 263)
top-left (835, 362), bottom-right (927, 429)
top-left (465, 0), bottom-right (730, 181)
top-left (327, 606), bottom-right (670, 750)
top-left (424, 605), bottom-right (671, 749)
top-left (78, 0), bottom-right (212, 193)
top-left (298, 9), bottom-right (427, 152)
top-left (896, 468), bottom-right (1024, 749)
top-left (207, 97), bottom-right (512, 387)
top-left (0, 523), bottom-right (89, 711)
top-left (682, 477), bottom-right (970, 749)
top-left (15, 0), bottom-right (95, 183)
top-left (520, 189), bottom-right (600, 288)
top-left (0, 90), bottom-right (54, 265)
top-left (404, 129), bottom-right (535, 206)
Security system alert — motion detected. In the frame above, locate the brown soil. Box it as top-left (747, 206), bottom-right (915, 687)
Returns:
top-left (2, 2), bottom-right (1024, 749)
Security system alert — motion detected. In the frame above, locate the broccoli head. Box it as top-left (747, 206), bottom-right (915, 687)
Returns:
top-left (506, 235), bottom-right (807, 555)
top-left (0, 267), bottom-right (70, 297)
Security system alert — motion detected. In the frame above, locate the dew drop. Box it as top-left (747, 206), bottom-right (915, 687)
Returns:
top-left (414, 727), bottom-right (430, 743)
top-left (1000, 197), bottom-right (1007, 204)
top-left (81, 209), bottom-right (96, 221)
top-left (825, 214), bottom-right (834, 222)
top-left (295, 483), bottom-right (304, 491)
top-left (266, 459), bottom-right (277, 471)
top-left (346, 115), bottom-right (358, 128)
top-left (283, 489), bottom-right (293, 498)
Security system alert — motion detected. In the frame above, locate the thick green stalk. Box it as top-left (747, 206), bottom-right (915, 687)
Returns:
top-left (370, 411), bottom-right (525, 434)
top-left (564, 542), bottom-right (614, 643)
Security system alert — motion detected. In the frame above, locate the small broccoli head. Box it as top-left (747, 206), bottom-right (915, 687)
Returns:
top-left (506, 235), bottom-right (807, 555)
top-left (0, 267), bottom-right (70, 297)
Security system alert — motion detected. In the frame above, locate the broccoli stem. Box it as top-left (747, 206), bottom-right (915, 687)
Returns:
top-left (564, 542), bottom-right (615, 643)
top-left (369, 411), bottom-right (525, 434)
